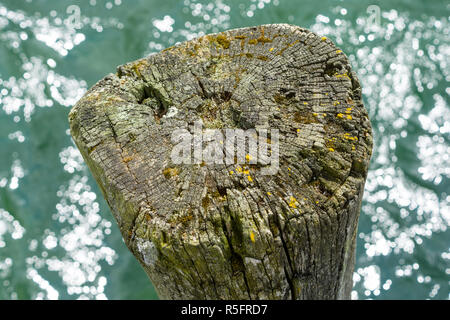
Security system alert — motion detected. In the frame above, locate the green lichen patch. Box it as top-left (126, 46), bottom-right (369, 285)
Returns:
top-left (163, 167), bottom-right (180, 178)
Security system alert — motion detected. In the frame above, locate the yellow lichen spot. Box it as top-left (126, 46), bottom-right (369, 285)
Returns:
top-left (352, 145), bottom-right (356, 151)
top-left (336, 50), bottom-right (342, 54)
top-left (337, 113), bottom-right (344, 118)
top-left (215, 34), bottom-right (230, 49)
top-left (315, 201), bottom-right (319, 204)
top-left (123, 156), bottom-right (133, 163)
top-left (297, 128), bottom-right (300, 133)
top-left (250, 231), bottom-right (255, 243)
top-left (245, 154), bottom-right (252, 162)
top-left (333, 101), bottom-right (340, 106)
top-left (328, 147), bottom-right (335, 152)
top-left (345, 107), bottom-right (352, 113)
top-left (288, 167), bottom-right (291, 171)
top-left (243, 169), bottom-right (250, 175)
top-left (347, 115), bottom-right (352, 120)
top-left (267, 192), bottom-right (272, 196)
top-left (335, 72), bottom-right (350, 80)
top-left (313, 113), bottom-right (318, 117)
top-left (229, 170), bottom-right (234, 175)
top-left (323, 113), bottom-right (327, 117)
top-left (163, 167), bottom-right (179, 178)
top-left (321, 36), bottom-right (327, 41)
top-left (247, 176), bottom-right (253, 182)
top-left (236, 166), bottom-right (243, 173)
top-left (269, 47), bottom-right (274, 52)
top-left (289, 196), bottom-right (297, 208)
top-left (303, 102), bottom-right (308, 105)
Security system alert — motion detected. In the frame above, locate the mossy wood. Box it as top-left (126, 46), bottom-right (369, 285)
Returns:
top-left (69, 24), bottom-right (372, 299)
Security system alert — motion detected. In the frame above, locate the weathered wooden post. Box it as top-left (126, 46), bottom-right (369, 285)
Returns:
top-left (69, 24), bottom-right (372, 299)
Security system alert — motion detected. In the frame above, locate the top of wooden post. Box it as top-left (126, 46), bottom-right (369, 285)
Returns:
top-left (69, 24), bottom-right (372, 299)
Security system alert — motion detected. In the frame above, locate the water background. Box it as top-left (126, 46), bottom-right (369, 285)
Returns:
top-left (0, 0), bottom-right (448, 300)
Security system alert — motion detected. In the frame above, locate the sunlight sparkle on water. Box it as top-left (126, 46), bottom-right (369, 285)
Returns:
top-left (0, 0), bottom-right (448, 300)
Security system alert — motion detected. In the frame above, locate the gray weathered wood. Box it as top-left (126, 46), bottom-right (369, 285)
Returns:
top-left (69, 24), bottom-right (372, 299)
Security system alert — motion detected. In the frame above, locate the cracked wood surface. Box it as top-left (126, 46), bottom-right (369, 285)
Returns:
top-left (69, 24), bottom-right (373, 299)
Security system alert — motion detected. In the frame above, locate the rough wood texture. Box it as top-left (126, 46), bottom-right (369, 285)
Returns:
top-left (69, 24), bottom-right (372, 299)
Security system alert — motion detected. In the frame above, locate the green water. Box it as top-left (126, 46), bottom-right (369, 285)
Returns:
top-left (0, 0), bottom-right (448, 300)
